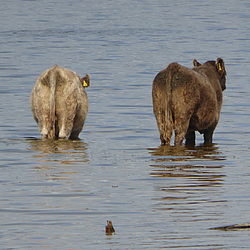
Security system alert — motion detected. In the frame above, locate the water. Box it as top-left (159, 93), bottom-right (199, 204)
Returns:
top-left (1, 0), bottom-right (250, 249)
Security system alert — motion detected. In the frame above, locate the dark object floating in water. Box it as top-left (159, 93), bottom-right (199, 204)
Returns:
top-left (211, 223), bottom-right (250, 231)
top-left (105, 220), bottom-right (115, 235)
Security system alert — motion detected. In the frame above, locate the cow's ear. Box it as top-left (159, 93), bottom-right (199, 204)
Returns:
top-left (193, 59), bottom-right (201, 67)
top-left (81, 74), bottom-right (90, 88)
top-left (215, 58), bottom-right (226, 75)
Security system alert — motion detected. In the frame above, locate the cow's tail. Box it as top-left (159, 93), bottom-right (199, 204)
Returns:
top-left (48, 66), bottom-right (57, 139)
top-left (153, 63), bottom-right (178, 145)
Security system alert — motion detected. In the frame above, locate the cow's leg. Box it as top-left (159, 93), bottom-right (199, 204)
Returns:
top-left (174, 116), bottom-right (191, 146)
top-left (33, 97), bottom-right (51, 139)
top-left (69, 125), bottom-right (83, 140)
top-left (69, 108), bottom-right (87, 140)
top-left (40, 125), bottom-right (49, 139)
top-left (154, 109), bottom-right (173, 146)
top-left (185, 131), bottom-right (195, 145)
top-left (175, 129), bottom-right (187, 146)
top-left (58, 117), bottom-right (74, 139)
top-left (37, 112), bottom-right (50, 139)
top-left (56, 111), bottom-right (72, 139)
top-left (58, 123), bottom-right (68, 139)
top-left (158, 121), bottom-right (173, 146)
top-left (160, 128), bottom-right (172, 146)
top-left (56, 96), bottom-right (78, 139)
top-left (203, 128), bottom-right (214, 143)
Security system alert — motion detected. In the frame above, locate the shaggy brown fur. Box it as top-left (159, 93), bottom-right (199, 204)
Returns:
top-left (31, 65), bottom-right (90, 139)
top-left (152, 58), bottom-right (226, 146)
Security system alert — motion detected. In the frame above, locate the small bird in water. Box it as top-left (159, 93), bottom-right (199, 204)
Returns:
top-left (105, 220), bottom-right (115, 235)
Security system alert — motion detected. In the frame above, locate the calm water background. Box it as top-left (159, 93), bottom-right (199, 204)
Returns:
top-left (1, 0), bottom-right (250, 249)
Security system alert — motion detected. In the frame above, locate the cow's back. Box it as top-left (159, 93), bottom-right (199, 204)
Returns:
top-left (31, 65), bottom-right (89, 139)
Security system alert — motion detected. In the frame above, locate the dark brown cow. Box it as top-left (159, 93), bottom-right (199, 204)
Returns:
top-left (31, 65), bottom-right (90, 139)
top-left (152, 58), bottom-right (226, 146)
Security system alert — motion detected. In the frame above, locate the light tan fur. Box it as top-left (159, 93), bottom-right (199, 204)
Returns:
top-left (31, 65), bottom-right (90, 139)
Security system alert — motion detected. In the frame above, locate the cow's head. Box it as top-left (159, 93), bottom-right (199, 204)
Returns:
top-left (215, 58), bottom-right (226, 91)
top-left (81, 74), bottom-right (91, 88)
top-left (193, 58), bottom-right (226, 91)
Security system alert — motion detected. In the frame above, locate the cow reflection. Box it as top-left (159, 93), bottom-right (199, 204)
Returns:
top-left (148, 144), bottom-right (226, 212)
top-left (27, 138), bottom-right (89, 166)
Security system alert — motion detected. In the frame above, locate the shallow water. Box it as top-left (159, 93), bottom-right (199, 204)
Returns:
top-left (1, 0), bottom-right (250, 249)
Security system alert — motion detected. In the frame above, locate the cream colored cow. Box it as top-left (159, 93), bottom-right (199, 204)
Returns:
top-left (31, 65), bottom-right (90, 139)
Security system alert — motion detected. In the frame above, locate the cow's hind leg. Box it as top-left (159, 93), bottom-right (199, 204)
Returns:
top-left (69, 120), bottom-right (84, 140)
top-left (56, 99), bottom-right (78, 139)
top-left (69, 127), bottom-right (82, 140)
top-left (174, 116), bottom-right (191, 146)
top-left (159, 118), bottom-right (173, 146)
top-left (40, 126), bottom-right (49, 139)
top-left (154, 109), bottom-right (173, 146)
top-left (56, 112), bottom-right (74, 139)
top-left (37, 114), bottom-right (50, 139)
top-left (58, 119), bottom-right (74, 139)
top-left (160, 128), bottom-right (172, 146)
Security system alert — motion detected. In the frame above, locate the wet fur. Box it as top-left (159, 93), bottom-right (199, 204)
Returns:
top-left (31, 65), bottom-right (90, 139)
top-left (152, 58), bottom-right (226, 146)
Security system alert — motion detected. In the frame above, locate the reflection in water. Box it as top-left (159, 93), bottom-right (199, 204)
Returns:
top-left (149, 144), bottom-right (226, 162)
top-left (26, 138), bottom-right (89, 166)
top-left (26, 138), bottom-right (89, 183)
top-left (148, 144), bottom-right (227, 214)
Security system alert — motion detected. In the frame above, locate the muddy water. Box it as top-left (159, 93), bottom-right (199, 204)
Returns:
top-left (1, 0), bottom-right (250, 249)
